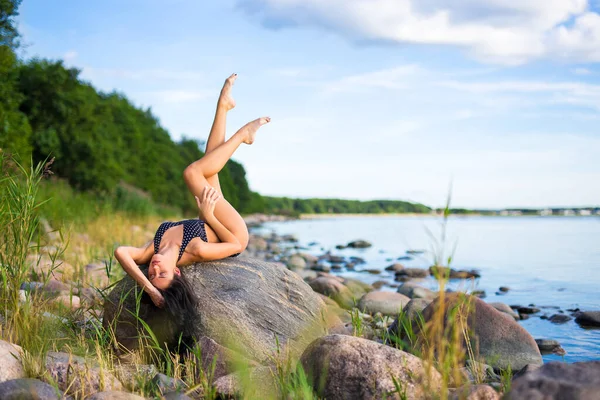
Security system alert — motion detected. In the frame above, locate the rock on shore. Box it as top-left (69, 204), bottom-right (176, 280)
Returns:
top-left (104, 257), bottom-right (336, 367)
top-left (300, 334), bottom-right (442, 400)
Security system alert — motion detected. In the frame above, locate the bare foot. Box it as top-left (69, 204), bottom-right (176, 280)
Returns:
top-left (218, 73), bottom-right (237, 111)
top-left (241, 117), bottom-right (271, 144)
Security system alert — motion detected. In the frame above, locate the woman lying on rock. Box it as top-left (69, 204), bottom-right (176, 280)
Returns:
top-left (114, 74), bottom-right (270, 311)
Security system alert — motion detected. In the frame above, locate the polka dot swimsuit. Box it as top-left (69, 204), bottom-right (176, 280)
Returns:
top-left (153, 219), bottom-right (208, 261)
top-left (153, 219), bottom-right (241, 260)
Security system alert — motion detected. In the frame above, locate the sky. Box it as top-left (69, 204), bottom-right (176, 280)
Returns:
top-left (16, 0), bottom-right (600, 209)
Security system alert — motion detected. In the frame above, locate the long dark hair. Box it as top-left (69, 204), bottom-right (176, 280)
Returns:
top-left (157, 271), bottom-right (198, 323)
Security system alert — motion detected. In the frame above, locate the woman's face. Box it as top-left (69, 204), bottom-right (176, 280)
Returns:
top-left (148, 253), bottom-right (180, 290)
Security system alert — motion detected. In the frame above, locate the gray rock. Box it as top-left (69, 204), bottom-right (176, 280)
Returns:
top-left (508, 361), bottom-right (600, 399)
top-left (285, 254), bottom-right (307, 270)
top-left (163, 391), bottom-right (193, 399)
top-left (450, 384), bottom-right (499, 400)
top-left (194, 336), bottom-right (257, 381)
top-left (293, 269), bottom-right (318, 281)
top-left (0, 340), bottom-right (25, 383)
top-left (395, 268), bottom-right (430, 280)
top-left (152, 373), bottom-right (185, 393)
top-left (341, 278), bottom-right (373, 298)
top-left (535, 339), bottom-right (566, 355)
top-left (397, 282), bottom-right (437, 300)
top-left (297, 252), bottom-right (318, 266)
top-left (45, 351), bottom-right (123, 396)
top-left (0, 378), bottom-right (63, 400)
top-left (309, 276), bottom-right (355, 309)
top-left (300, 334), bottom-right (442, 399)
top-left (418, 294), bottom-right (542, 371)
top-left (87, 391), bottom-right (146, 399)
top-left (488, 302), bottom-right (519, 321)
top-left (518, 306), bottom-right (540, 314)
top-left (346, 240), bottom-right (372, 248)
top-left (385, 263), bottom-right (405, 272)
top-left (104, 258), bottom-right (332, 363)
top-left (548, 314), bottom-right (572, 324)
top-left (575, 311), bottom-right (600, 327)
top-left (358, 291), bottom-right (411, 316)
top-left (114, 364), bottom-right (158, 391)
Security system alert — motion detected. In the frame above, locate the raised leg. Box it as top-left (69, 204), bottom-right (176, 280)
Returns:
top-left (183, 117), bottom-right (270, 247)
top-left (204, 73), bottom-right (237, 194)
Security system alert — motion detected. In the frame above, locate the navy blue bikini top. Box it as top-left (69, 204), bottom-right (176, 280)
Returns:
top-left (153, 219), bottom-right (208, 261)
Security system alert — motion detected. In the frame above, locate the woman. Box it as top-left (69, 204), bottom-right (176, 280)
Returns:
top-left (114, 74), bottom-right (270, 311)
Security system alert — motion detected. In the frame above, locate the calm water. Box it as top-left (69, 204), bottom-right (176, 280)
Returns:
top-left (258, 215), bottom-right (600, 363)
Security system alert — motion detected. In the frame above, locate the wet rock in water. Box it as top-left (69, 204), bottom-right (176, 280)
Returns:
top-left (385, 263), bottom-right (405, 272)
top-left (330, 264), bottom-right (343, 271)
top-left (508, 361), bottom-right (600, 400)
top-left (397, 282), bottom-right (437, 301)
top-left (499, 286), bottom-right (510, 293)
top-left (429, 266), bottom-right (480, 279)
top-left (450, 384), bottom-right (500, 400)
top-left (358, 291), bottom-right (411, 316)
top-left (362, 268), bottom-right (381, 275)
top-left (548, 313), bottom-right (572, 324)
top-left (395, 267), bottom-right (430, 280)
top-left (0, 341), bottom-right (25, 383)
top-left (309, 276), bottom-right (355, 309)
top-left (535, 339), bottom-right (566, 355)
top-left (104, 258), bottom-right (334, 364)
top-left (471, 290), bottom-right (486, 298)
top-left (285, 254), bottom-right (307, 270)
top-left (0, 378), bottom-right (63, 400)
top-left (346, 240), bottom-right (372, 248)
top-left (519, 313), bottom-right (530, 320)
top-left (518, 306), bottom-right (540, 314)
top-left (397, 256), bottom-right (413, 261)
top-left (300, 334), bottom-right (442, 400)
top-left (406, 249), bottom-right (425, 254)
top-left (248, 235), bottom-right (268, 252)
top-left (297, 252), bottom-right (318, 266)
top-left (45, 351), bottom-right (123, 396)
top-left (294, 269), bottom-right (318, 281)
top-left (88, 391), bottom-right (146, 400)
top-left (417, 294), bottom-right (543, 371)
top-left (575, 311), bottom-right (600, 327)
top-left (311, 263), bottom-right (331, 272)
top-left (488, 302), bottom-right (520, 321)
top-left (349, 256), bottom-right (366, 265)
top-left (371, 280), bottom-right (388, 289)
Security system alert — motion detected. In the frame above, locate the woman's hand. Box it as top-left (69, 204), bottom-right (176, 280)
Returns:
top-left (147, 286), bottom-right (165, 308)
top-left (195, 186), bottom-right (221, 220)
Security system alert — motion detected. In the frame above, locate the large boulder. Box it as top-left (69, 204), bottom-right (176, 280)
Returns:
top-left (508, 361), bottom-right (600, 399)
top-left (0, 341), bottom-right (25, 383)
top-left (417, 294), bottom-right (542, 371)
top-left (104, 258), bottom-right (334, 364)
top-left (300, 334), bottom-right (442, 399)
top-left (0, 378), bottom-right (63, 400)
top-left (358, 291), bottom-right (411, 316)
top-left (397, 282), bottom-right (437, 301)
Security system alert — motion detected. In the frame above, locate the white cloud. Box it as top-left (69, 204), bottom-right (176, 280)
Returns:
top-left (238, 0), bottom-right (600, 64)
top-left (63, 50), bottom-right (78, 62)
top-left (322, 65), bottom-right (421, 93)
top-left (573, 67), bottom-right (593, 75)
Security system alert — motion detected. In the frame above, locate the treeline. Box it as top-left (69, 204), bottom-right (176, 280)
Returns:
top-left (0, 1), bottom-right (429, 219)
top-left (263, 197), bottom-right (430, 215)
top-left (0, 1), bottom-right (264, 218)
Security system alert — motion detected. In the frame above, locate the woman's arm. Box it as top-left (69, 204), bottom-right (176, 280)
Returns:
top-left (114, 242), bottom-right (165, 307)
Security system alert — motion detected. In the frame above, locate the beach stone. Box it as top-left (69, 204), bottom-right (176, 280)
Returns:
top-left (508, 361), bottom-right (600, 399)
top-left (385, 263), bottom-right (405, 272)
top-left (342, 278), bottom-right (373, 298)
top-left (311, 263), bottom-right (331, 272)
top-left (548, 313), bottom-right (572, 324)
top-left (488, 302), bottom-right (519, 321)
top-left (536, 339), bottom-right (566, 355)
top-left (300, 334), bottom-right (442, 399)
top-left (575, 311), bottom-right (600, 327)
top-left (450, 384), bottom-right (499, 400)
top-left (104, 258), bottom-right (333, 363)
top-left (358, 291), bottom-right (411, 316)
top-left (114, 364), bottom-right (158, 391)
top-left (45, 351), bottom-right (123, 396)
top-left (513, 363), bottom-right (541, 379)
top-left (499, 286), bottom-right (510, 293)
top-left (152, 373), bottom-right (185, 393)
top-left (43, 279), bottom-right (70, 294)
top-left (88, 391), bottom-right (146, 400)
top-left (298, 252), bottom-right (318, 266)
top-left (418, 294), bottom-right (542, 371)
top-left (85, 263), bottom-right (110, 287)
top-left (0, 378), bottom-right (62, 399)
top-left (162, 392), bottom-right (193, 400)
top-left (346, 240), bottom-right (372, 248)
top-left (285, 254), bottom-right (307, 270)
top-left (248, 235), bottom-right (268, 251)
top-left (0, 341), bottom-right (25, 383)
top-left (397, 282), bottom-right (437, 300)
top-left (395, 268), bottom-right (430, 279)
top-left (518, 306), bottom-right (540, 314)
top-left (51, 294), bottom-right (81, 309)
top-left (309, 276), bottom-right (355, 309)
top-left (372, 280), bottom-right (388, 289)
top-left (294, 269), bottom-right (318, 281)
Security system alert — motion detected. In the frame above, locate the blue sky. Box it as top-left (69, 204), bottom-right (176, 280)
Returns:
top-left (17, 0), bottom-right (600, 208)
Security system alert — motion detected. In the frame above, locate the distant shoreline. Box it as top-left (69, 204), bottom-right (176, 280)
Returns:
top-left (299, 213), bottom-right (598, 219)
